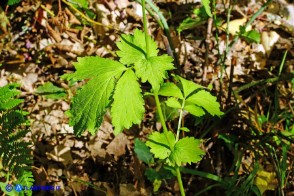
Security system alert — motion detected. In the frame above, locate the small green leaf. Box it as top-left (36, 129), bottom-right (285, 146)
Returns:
top-left (35, 82), bottom-right (66, 100)
top-left (158, 82), bottom-right (183, 99)
top-left (186, 90), bottom-right (223, 116)
top-left (177, 7), bottom-right (209, 33)
top-left (7, 0), bottom-right (21, 5)
top-left (146, 131), bottom-right (175, 160)
top-left (135, 55), bottom-right (174, 91)
top-left (170, 137), bottom-right (205, 166)
top-left (241, 29), bottom-right (261, 43)
top-left (184, 104), bottom-right (205, 117)
top-left (111, 69), bottom-right (145, 135)
top-left (165, 97), bottom-right (182, 109)
top-left (177, 76), bottom-right (203, 98)
top-left (201, 0), bottom-right (212, 17)
top-left (67, 0), bottom-right (88, 9)
top-left (180, 127), bottom-right (190, 132)
top-left (145, 168), bottom-right (174, 182)
top-left (116, 29), bottom-right (158, 66)
top-left (134, 138), bottom-right (154, 165)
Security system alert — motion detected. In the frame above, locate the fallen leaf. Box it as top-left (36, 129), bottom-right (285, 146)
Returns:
top-left (221, 18), bottom-right (252, 35)
top-left (261, 31), bottom-right (280, 57)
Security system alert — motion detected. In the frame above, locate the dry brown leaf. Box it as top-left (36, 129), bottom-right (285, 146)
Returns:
top-left (46, 144), bottom-right (73, 166)
top-left (106, 133), bottom-right (130, 158)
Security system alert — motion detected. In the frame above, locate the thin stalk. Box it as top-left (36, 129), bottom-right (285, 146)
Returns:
top-left (154, 92), bottom-right (172, 147)
top-left (176, 167), bottom-right (185, 196)
top-left (176, 100), bottom-right (185, 142)
top-left (142, 0), bottom-right (150, 58)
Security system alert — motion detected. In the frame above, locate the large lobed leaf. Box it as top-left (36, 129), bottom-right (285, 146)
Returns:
top-left (111, 69), bottom-right (145, 135)
top-left (62, 57), bottom-right (126, 136)
top-left (116, 29), bottom-right (174, 91)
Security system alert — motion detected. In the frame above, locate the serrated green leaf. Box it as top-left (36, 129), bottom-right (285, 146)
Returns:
top-left (170, 137), bottom-right (205, 166)
top-left (111, 69), bottom-right (145, 135)
top-left (134, 138), bottom-right (154, 165)
top-left (146, 131), bottom-right (175, 160)
top-left (201, 0), bottom-right (212, 17)
top-left (186, 90), bottom-right (223, 116)
top-left (135, 55), bottom-right (174, 91)
top-left (61, 56), bottom-right (126, 81)
top-left (177, 76), bottom-right (203, 98)
top-left (116, 29), bottom-right (158, 66)
top-left (184, 104), bottom-right (205, 117)
top-left (158, 82), bottom-right (183, 99)
top-left (68, 75), bottom-right (115, 136)
top-left (62, 56), bottom-right (126, 136)
top-left (35, 82), bottom-right (66, 100)
top-left (165, 97), bottom-right (182, 109)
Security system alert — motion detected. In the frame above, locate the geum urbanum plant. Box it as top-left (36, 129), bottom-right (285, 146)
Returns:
top-left (62, 2), bottom-right (223, 194)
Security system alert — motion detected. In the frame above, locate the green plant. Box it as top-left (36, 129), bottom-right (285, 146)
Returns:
top-left (7, 0), bottom-right (21, 6)
top-left (0, 84), bottom-right (34, 196)
top-left (62, 0), bottom-right (223, 194)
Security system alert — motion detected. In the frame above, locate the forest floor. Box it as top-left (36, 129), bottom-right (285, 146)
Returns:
top-left (0, 0), bottom-right (294, 195)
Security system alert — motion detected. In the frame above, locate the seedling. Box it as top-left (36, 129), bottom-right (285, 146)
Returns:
top-left (62, 0), bottom-right (223, 194)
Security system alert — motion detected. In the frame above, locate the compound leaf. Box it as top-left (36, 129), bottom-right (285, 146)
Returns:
top-left (111, 69), bottom-right (145, 135)
top-left (0, 84), bottom-right (23, 111)
top-left (116, 29), bottom-right (158, 66)
top-left (146, 131), bottom-right (175, 160)
top-left (186, 90), bottom-right (223, 116)
top-left (170, 137), bottom-right (205, 166)
top-left (135, 55), bottom-right (174, 91)
top-left (62, 56), bottom-right (126, 136)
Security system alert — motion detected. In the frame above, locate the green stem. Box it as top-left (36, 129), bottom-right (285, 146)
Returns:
top-left (142, 0), bottom-right (150, 58)
top-left (154, 92), bottom-right (172, 146)
top-left (176, 167), bottom-right (186, 196)
top-left (141, 1), bottom-right (184, 195)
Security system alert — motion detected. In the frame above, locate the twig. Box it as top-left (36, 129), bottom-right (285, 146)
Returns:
top-left (203, 17), bottom-right (213, 83)
top-left (61, 0), bottom-right (119, 31)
